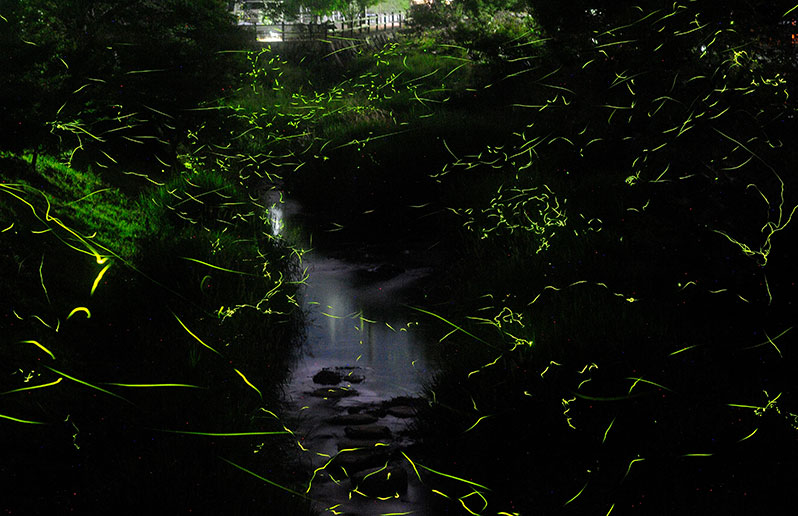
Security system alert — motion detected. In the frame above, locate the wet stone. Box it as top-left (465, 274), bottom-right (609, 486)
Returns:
top-left (310, 387), bottom-right (359, 398)
top-left (385, 396), bottom-right (427, 408)
top-left (344, 424), bottom-right (391, 440)
top-left (337, 439), bottom-right (391, 451)
top-left (350, 464), bottom-right (408, 497)
top-left (345, 401), bottom-right (382, 415)
top-left (313, 369), bottom-right (342, 385)
top-left (326, 413), bottom-right (379, 425)
top-left (330, 446), bottom-right (392, 474)
top-left (335, 366), bottom-right (365, 384)
top-left (386, 405), bottom-right (416, 418)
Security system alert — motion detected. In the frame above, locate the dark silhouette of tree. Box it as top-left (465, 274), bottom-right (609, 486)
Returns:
top-left (0, 0), bottom-right (249, 169)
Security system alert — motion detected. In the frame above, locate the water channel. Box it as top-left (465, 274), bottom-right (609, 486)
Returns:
top-left (265, 189), bottom-right (442, 515)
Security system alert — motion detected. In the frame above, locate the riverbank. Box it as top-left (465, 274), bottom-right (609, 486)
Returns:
top-left (263, 188), bottom-right (439, 513)
top-left (0, 150), bottom-right (312, 513)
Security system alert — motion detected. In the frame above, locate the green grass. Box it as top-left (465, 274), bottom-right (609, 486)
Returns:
top-left (1, 152), bottom-right (147, 259)
top-left (1, 151), bottom-right (313, 514)
top-left (219, 34), bottom-right (531, 239)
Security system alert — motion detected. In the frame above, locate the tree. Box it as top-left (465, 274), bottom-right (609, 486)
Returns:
top-left (522, 0), bottom-right (796, 44)
top-left (0, 0), bottom-right (250, 169)
top-left (0, 0), bottom-right (74, 166)
top-left (270, 0), bottom-right (378, 21)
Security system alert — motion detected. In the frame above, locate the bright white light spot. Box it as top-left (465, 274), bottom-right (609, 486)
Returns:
top-left (269, 204), bottom-right (283, 236)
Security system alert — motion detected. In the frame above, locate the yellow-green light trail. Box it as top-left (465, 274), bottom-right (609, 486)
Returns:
top-left (1, 377), bottom-right (63, 396)
top-left (90, 263), bottom-right (112, 295)
top-left (172, 311), bottom-right (222, 356)
top-left (41, 365), bottom-right (130, 403)
top-left (0, 412), bottom-right (47, 425)
top-left (19, 340), bottom-right (55, 360)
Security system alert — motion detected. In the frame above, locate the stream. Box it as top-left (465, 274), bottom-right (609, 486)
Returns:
top-left (266, 190), bottom-right (442, 515)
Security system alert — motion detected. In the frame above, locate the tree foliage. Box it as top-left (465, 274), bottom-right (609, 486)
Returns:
top-left (263, 0), bottom-right (378, 20)
top-left (0, 0), bottom-right (249, 166)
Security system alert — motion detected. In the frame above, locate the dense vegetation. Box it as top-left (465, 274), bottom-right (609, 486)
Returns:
top-left (401, 1), bottom-right (798, 514)
top-left (2, 0), bottom-right (797, 514)
top-left (1, 2), bottom-right (310, 513)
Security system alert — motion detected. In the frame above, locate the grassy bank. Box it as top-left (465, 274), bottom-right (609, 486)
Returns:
top-left (0, 150), bottom-right (312, 513)
top-left (0, 3), bottom-right (322, 513)
top-left (219, 32), bottom-right (530, 245)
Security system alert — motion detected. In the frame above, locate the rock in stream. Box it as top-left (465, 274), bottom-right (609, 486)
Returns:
top-left (296, 369), bottom-right (429, 513)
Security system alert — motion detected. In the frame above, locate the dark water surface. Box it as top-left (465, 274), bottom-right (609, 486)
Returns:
top-left (266, 190), bottom-right (443, 515)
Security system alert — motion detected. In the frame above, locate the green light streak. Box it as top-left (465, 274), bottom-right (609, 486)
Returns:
top-left (234, 368), bottom-right (263, 400)
top-left (563, 480), bottom-right (589, 506)
top-left (459, 490), bottom-right (488, 515)
top-left (408, 306), bottom-right (495, 348)
top-left (602, 417), bottom-right (616, 444)
top-left (90, 263), bottom-right (112, 295)
top-left (180, 256), bottom-right (256, 276)
top-left (41, 365), bottom-right (130, 403)
top-left (172, 311), bottom-right (222, 356)
top-left (763, 331), bottom-right (783, 358)
top-left (463, 415), bottom-right (492, 433)
top-left (158, 430), bottom-right (288, 437)
top-left (668, 344), bottom-right (699, 356)
top-left (416, 462), bottom-right (491, 491)
top-left (622, 457), bottom-right (645, 482)
top-left (1, 377), bottom-right (63, 396)
top-left (66, 307), bottom-right (91, 320)
top-left (742, 327), bottom-right (792, 353)
top-left (401, 451), bottom-right (422, 482)
top-left (220, 456), bottom-right (312, 500)
top-left (18, 340), bottom-right (55, 360)
top-left (0, 413), bottom-right (47, 425)
top-left (737, 428), bottom-right (758, 443)
top-left (103, 383), bottom-right (203, 389)
top-left (627, 376), bottom-right (672, 394)
top-left (39, 254), bottom-right (50, 304)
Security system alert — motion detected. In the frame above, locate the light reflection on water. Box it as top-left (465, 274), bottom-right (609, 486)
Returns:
top-left (266, 196), bottom-right (284, 236)
top-left (264, 188), bottom-right (434, 401)
top-left (293, 255), bottom-right (433, 401)
top-left (265, 188), bottom-right (438, 515)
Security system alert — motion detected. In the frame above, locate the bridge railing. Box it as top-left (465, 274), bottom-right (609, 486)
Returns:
top-left (253, 12), bottom-right (406, 42)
